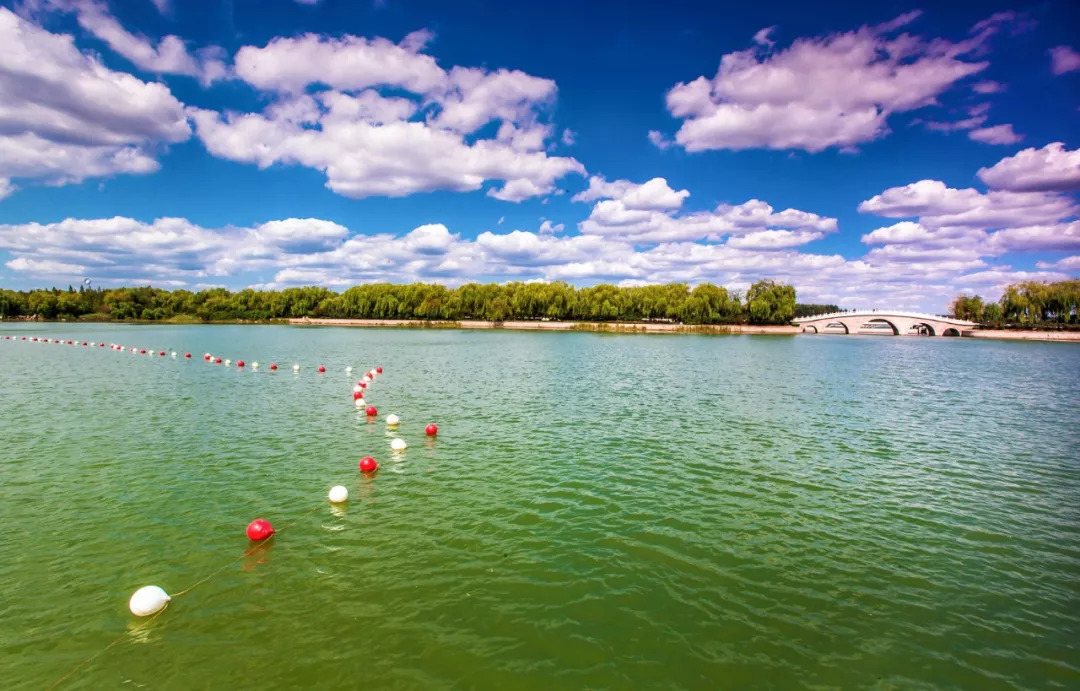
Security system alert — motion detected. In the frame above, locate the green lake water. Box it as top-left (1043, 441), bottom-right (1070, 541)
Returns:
top-left (1, 325), bottom-right (1078, 689)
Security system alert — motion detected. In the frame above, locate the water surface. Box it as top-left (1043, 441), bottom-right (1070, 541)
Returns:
top-left (1, 325), bottom-right (1078, 689)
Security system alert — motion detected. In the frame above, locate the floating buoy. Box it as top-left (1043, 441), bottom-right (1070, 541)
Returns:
top-left (171, 351), bottom-right (176, 358)
top-left (318, 366), bottom-right (326, 373)
top-left (358, 381), bottom-right (367, 389)
top-left (376, 366), bottom-right (383, 373)
top-left (365, 406), bottom-right (377, 417)
top-left (246, 518), bottom-right (275, 541)
top-left (346, 366), bottom-right (353, 373)
top-left (215, 357), bottom-right (222, 364)
top-left (224, 359), bottom-right (231, 366)
top-left (353, 384), bottom-right (363, 393)
top-left (390, 438), bottom-right (407, 451)
top-left (386, 414), bottom-right (400, 427)
top-left (158, 351), bottom-right (165, 356)
top-left (252, 362), bottom-right (259, 370)
top-left (237, 360), bottom-right (245, 368)
top-left (185, 352), bottom-right (192, 358)
top-left (129, 585), bottom-right (170, 617)
top-left (426, 424), bottom-right (438, 436)
top-left (363, 375), bottom-right (372, 383)
top-left (81, 341), bottom-right (87, 346)
top-left (270, 363), bottom-right (277, 371)
top-left (292, 363), bottom-right (300, 371)
top-left (139, 349), bottom-right (146, 354)
top-left (328, 485), bottom-right (349, 503)
top-left (359, 456), bottom-right (378, 473)
top-left (354, 397), bottom-right (366, 407)
top-left (353, 391), bottom-right (364, 400)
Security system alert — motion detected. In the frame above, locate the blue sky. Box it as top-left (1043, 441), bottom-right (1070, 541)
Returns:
top-left (0, 0), bottom-right (1078, 310)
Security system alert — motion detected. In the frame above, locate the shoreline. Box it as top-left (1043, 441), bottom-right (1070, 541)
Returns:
top-left (287, 318), bottom-right (801, 335)
top-left (961, 329), bottom-right (1080, 342)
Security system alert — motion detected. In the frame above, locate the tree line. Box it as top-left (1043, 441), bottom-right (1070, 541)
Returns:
top-left (0, 279), bottom-right (802, 325)
top-left (951, 279), bottom-right (1080, 328)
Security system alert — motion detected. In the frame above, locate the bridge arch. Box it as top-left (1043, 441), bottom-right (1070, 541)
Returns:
top-left (803, 325), bottom-right (818, 333)
top-left (942, 327), bottom-right (960, 337)
top-left (823, 321), bottom-right (849, 334)
top-left (861, 318), bottom-right (899, 335)
top-left (908, 322), bottom-right (936, 336)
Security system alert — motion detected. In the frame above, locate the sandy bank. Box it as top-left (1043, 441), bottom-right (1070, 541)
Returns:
top-left (289, 318), bottom-right (800, 335)
top-left (962, 329), bottom-right (1080, 342)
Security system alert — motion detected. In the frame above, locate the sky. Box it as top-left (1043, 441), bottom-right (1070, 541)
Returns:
top-left (0, 0), bottom-right (1078, 311)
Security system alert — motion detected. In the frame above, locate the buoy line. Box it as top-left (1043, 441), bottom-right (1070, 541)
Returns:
top-left (3, 342), bottom-right (446, 688)
top-left (46, 502), bottom-right (324, 690)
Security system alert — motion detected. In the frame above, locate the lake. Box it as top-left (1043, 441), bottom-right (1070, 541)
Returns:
top-left (1, 324), bottom-right (1078, 689)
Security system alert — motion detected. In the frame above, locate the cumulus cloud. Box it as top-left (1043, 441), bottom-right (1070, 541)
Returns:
top-left (859, 177), bottom-right (1080, 258)
top-left (971, 80), bottom-right (1004, 94)
top-left (1035, 255), bottom-right (1080, 271)
top-left (36, 0), bottom-right (227, 85)
top-left (191, 29), bottom-right (582, 201)
top-left (1049, 46), bottom-right (1080, 75)
top-left (658, 11), bottom-right (1016, 153)
top-left (977, 142), bottom-right (1080, 192)
top-left (0, 8), bottom-right (189, 196)
top-left (573, 176), bottom-right (837, 244)
top-left (968, 123), bottom-right (1022, 145)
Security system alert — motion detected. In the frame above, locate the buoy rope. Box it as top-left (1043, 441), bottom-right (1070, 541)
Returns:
top-left (46, 502), bottom-right (324, 690)
top-left (45, 608), bottom-right (167, 691)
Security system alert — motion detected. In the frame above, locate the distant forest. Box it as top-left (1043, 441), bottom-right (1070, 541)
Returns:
top-left (951, 280), bottom-right (1080, 327)
top-left (0, 279), bottom-right (808, 325)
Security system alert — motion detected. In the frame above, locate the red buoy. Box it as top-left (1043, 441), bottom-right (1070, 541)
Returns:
top-left (359, 456), bottom-right (378, 473)
top-left (215, 357), bottom-right (222, 364)
top-left (67, 340), bottom-right (73, 345)
top-left (358, 381), bottom-right (367, 389)
top-left (269, 363), bottom-right (277, 371)
top-left (246, 518), bottom-right (275, 541)
top-left (237, 360), bottom-right (245, 367)
top-left (425, 424), bottom-right (438, 436)
top-left (376, 366), bottom-right (383, 373)
top-left (81, 341), bottom-right (87, 346)
top-left (204, 354), bottom-right (210, 360)
top-left (318, 365), bottom-right (326, 373)
top-left (353, 391), bottom-right (364, 400)
top-left (185, 352), bottom-right (192, 358)
top-left (139, 349), bottom-right (146, 354)
top-left (158, 351), bottom-right (165, 356)
top-left (365, 405), bottom-right (377, 416)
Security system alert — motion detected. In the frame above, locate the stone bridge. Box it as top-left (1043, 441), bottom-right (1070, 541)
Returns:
top-left (793, 311), bottom-right (978, 337)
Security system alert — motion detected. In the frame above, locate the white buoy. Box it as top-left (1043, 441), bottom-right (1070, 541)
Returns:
top-left (252, 362), bottom-right (259, 369)
top-left (292, 363), bottom-right (300, 371)
top-left (353, 384), bottom-right (363, 393)
top-left (224, 359), bottom-right (231, 366)
top-left (129, 585), bottom-right (170, 616)
top-left (346, 366), bottom-right (353, 373)
top-left (171, 351), bottom-right (177, 359)
top-left (354, 398), bottom-right (366, 408)
top-left (328, 485), bottom-right (349, 503)
top-left (390, 438), bottom-right (407, 451)
top-left (363, 375), bottom-right (372, 383)
top-left (386, 414), bottom-right (400, 426)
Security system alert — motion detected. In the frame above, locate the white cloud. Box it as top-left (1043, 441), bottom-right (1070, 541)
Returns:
top-left (233, 32), bottom-right (446, 94)
top-left (659, 12), bottom-right (1013, 153)
top-left (859, 178), bottom-right (1080, 259)
top-left (968, 123), bottom-right (1022, 145)
top-left (40, 0), bottom-right (227, 85)
top-left (647, 130), bottom-right (671, 150)
top-left (575, 177), bottom-right (837, 244)
top-left (977, 142), bottom-right (1080, 192)
top-left (561, 128), bottom-right (575, 146)
top-left (193, 29), bottom-right (581, 201)
top-left (149, 0), bottom-right (170, 14)
top-left (971, 80), bottom-right (1004, 94)
top-left (1035, 255), bottom-right (1080, 271)
top-left (752, 26), bottom-right (776, 48)
top-left (0, 8), bottom-right (189, 195)
top-left (1050, 46), bottom-right (1080, 75)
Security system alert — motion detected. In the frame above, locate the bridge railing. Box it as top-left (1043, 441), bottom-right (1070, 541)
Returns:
top-left (794, 310), bottom-right (974, 324)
